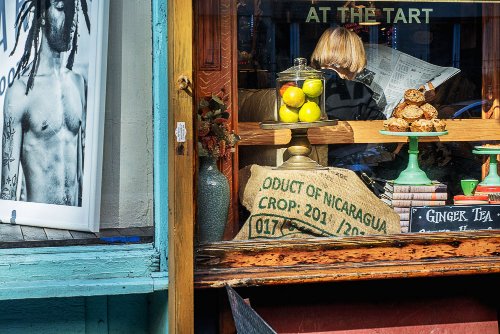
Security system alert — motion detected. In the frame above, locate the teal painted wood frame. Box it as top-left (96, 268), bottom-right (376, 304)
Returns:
top-left (153, 0), bottom-right (169, 273)
top-left (0, 0), bottom-right (169, 301)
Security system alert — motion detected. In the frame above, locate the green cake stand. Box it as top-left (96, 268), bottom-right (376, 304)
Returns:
top-left (380, 130), bottom-right (448, 185)
top-left (472, 146), bottom-right (500, 186)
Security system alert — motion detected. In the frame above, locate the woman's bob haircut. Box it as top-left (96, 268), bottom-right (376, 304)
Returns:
top-left (311, 27), bottom-right (367, 75)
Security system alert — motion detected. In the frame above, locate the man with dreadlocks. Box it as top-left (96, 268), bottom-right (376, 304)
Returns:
top-left (1, 0), bottom-right (90, 206)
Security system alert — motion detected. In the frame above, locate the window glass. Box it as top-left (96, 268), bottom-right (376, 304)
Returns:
top-left (238, 1), bottom-right (485, 96)
top-left (236, 1), bottom-right (499, 236)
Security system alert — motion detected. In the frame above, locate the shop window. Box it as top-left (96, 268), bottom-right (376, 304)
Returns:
top-left (184, 0), bottom-right (500, 295)
top-left (230, 0), bottom-right (500, 240)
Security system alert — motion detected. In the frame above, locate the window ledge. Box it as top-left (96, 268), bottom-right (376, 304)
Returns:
top-left (194, 231), bottom-right (500, 288)
top-left (0, 243), bottom-right (168, 300)
top-left (0, 276), bottom-right (168, 300)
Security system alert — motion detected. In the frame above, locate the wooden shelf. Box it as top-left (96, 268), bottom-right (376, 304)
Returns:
top-left (238, 119), bottom-right (500, 146)
top-left (194, 230), bottom-right (500, 288)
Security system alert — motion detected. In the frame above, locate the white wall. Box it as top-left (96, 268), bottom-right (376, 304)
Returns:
top-left (100, 0), bottom-right (153, 228)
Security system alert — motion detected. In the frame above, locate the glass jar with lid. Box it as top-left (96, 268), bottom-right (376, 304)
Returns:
top-left (276, 57), bottom-right (327, 123)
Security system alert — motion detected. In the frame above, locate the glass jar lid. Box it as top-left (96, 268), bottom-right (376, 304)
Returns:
top-left (277, 57), bottom-right (324, 80)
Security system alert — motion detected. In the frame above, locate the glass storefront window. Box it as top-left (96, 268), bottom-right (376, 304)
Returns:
top-left (238, 1), bottom-right (485, 95)
top-left (236, 0), bottom-right (499, 237)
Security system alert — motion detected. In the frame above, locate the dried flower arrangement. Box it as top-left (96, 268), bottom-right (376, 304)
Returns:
top-left (197, 94), bottom-right (239, 159)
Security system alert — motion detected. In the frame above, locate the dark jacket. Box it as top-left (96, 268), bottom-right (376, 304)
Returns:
top-left (321, 69), bottom-right (388, 169)
top-left (322, 68), bottom-right (386, 121)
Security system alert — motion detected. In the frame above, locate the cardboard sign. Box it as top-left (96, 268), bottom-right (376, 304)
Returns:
top-left (236, 165), bottom-right (400, 240)
top-left (410, 205), bottom-right (500, 233)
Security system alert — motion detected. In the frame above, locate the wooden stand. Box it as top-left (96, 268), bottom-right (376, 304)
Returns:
top-left (260, 120), bottom-right (337, 170)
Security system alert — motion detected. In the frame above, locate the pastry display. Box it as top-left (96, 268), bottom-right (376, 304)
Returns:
top-left (383, 118), bottom-right (390, 130)
top-left (386, 88), bottom-right (446, 133)
top-left (403, 89), bottom-right (425, 106)
top-left (384, 117), bottom-right (409, 132)
top-left (421, 103), bottom-right (438, 120)
top-left (392, 102), bottom-right (407, 118)
top-left (401, 105), bottom-right (424, 123)
top-left (431, 119), bottom-right (446, 132)
top-left (383, 119), bottom-right (389, 130)
top-left (410, 119), bottom-right (433, 132)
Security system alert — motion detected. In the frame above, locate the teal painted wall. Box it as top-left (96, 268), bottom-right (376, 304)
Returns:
top-left (0, 292), bottom-right (167, 334)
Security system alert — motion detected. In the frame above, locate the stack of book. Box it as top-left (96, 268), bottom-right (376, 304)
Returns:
top-left (474, 185), bottom-right (500, 204)
top-left (453, 195), bottom-right (489, 205)
top-left (381, 181), bottom-right (448, 233)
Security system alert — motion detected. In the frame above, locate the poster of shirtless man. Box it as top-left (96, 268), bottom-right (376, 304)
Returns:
top-left (0, 0), bottom-right (108, 231)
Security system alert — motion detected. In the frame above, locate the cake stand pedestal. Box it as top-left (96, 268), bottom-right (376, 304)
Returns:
top-left (380, 130), bottom-right (448, 185)
top-left (472, 147), bottom-right (500, 186)
top-left (260, 120), bottom-right (337, 170)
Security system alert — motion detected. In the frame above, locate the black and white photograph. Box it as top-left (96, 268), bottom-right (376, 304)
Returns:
top-left (0, 0), bottom-right (108, 232)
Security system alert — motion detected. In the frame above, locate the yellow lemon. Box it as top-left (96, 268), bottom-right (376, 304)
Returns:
top-left (282, 86), bottom-right (305, 108)
top-left (302, 79), bottom-right (323, 98)
top-left (299, 101), bottom-right (321, 122)
top-left (279, 104), bottom-right (299, 123)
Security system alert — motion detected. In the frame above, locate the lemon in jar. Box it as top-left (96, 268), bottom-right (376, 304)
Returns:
top-left (279, 105), bottom-right (300, 123)
top-left (302, 79), bottom-right (323, 98)
top-left (298, 101), bottom-right (321, 122)
top-left (282, 86), bottom-right (306, 108)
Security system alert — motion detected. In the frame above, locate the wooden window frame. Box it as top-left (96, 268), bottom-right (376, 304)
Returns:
top-left (187, 0), bottom-right (500, 286)
top-left (168, 0), bottom-right (500, 331)
top-left (188, 0), bottom-right (500, 287)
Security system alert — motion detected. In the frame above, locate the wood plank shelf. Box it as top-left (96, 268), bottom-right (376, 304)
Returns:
top-left (238, 119), bottom-right (500, 146)
top-left (194, 230), bottom-right (500, 288)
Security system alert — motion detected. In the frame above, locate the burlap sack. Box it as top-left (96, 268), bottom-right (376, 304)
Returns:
top-left (235, 165), bottom-right (400, 240)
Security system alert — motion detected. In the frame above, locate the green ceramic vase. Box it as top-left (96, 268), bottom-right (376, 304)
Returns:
top-left (197, 156), bottom-right (230, 243)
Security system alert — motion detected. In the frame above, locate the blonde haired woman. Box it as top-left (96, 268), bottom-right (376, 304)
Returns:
top-left (311, 27), bottom-right (384, 121)
top-left (311, 27), bottom-right (387, 169)
top-left (311, 27), bottom-right (367, 80)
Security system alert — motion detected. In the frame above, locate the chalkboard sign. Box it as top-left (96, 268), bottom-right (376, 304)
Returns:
top-left (410, 205), bottom-right (500, 233)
